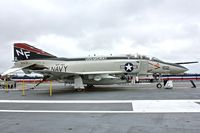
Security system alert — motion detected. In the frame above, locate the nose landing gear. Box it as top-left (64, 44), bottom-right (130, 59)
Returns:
top-left (156, 83), bottom-right (162, 88)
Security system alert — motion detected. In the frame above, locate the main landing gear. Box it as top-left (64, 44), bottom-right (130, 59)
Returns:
top-left (86, 84), bottom-right (94, 88)
top-left (74, 75), bottom-right (85, 92)
top-left (75, 88), bottom-right (85, 92)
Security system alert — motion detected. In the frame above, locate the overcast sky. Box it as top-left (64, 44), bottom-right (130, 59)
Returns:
top-left (0, 0), bottom-right (199, 73)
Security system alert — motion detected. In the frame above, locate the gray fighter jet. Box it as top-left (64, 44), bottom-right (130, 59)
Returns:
top-left (2, 43), bottom-right (195, 90)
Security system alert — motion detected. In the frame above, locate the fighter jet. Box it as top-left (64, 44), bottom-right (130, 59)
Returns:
top-left (2, 43), bottom-right (195, 91)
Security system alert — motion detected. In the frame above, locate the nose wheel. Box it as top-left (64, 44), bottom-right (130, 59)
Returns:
top-left (156, 83), bottom-right (162, 88)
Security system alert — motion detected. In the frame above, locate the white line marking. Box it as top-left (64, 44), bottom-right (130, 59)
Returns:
top-left (0, 100), bottom-right (200, 113)
top-left (0, 110), bottom-right (200, 113)
top-left (131, 102), bottom-right (134, 111)
top-left (132, 100), bottom-right (200, 112)
top-left (0, 100), bottom-right (200, 103)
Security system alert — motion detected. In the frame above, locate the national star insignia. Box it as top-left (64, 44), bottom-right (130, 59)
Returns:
top-left (124, 62), bottom-right (134, 72)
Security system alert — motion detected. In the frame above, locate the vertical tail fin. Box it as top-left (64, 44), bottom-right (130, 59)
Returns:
top-left (14, 43), bottom-right (57, 61)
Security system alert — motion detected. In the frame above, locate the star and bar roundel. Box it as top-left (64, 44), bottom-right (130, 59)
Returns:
top-left (124, 62), bottom-right (134, 72)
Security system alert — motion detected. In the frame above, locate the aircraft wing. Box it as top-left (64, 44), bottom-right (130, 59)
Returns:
top-left (33, 70), bottom-right (123, 80)
top-left (32, 70), bottom-right (76, 80)
top-left (75, 71), bottom-right (123, 75)
top-left (2, 62), bottom-right (124, 81)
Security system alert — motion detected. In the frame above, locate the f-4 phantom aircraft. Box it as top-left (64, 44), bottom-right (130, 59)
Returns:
top-left (1, 43), bottom-right (196, 91)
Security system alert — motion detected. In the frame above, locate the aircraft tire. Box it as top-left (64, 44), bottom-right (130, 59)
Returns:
top-left (86, 84), bottom-right (94, 88)
top-left (156, 83), bottom-right (162, 88)
top-left (75, 88), bottom-right (85, 92)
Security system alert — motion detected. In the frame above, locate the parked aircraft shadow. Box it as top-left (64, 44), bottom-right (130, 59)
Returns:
top-left (37, 86), bottom-right (131, 95)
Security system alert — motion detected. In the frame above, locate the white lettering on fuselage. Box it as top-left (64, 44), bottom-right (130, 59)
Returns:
top-left (49, 64), bottom-right (68, 72)
top-left (85, 57), bottom-right (107, 61)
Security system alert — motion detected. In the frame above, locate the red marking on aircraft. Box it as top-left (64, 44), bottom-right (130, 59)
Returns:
top-left (149, 62), bottom-right (160, 69)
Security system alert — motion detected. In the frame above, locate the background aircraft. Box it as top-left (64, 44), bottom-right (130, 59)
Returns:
top-left (1, 43), bottom-right (195, 91)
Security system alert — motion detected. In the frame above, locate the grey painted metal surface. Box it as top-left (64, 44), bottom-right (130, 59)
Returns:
top-left (0, 81), bottom-right (200, 133)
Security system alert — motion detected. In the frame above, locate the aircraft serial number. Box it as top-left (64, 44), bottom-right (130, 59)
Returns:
top-left (85, 57), bottom-right (107, 61)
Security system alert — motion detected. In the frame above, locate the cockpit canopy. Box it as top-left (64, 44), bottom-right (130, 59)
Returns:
top-left (125, 54), bottom-right (163, 62)
top-left (151, 57), bottom-right (163, 62)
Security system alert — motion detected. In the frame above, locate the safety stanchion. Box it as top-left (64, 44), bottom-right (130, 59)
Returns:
top-left (22, 80), bottom-right (26, 96)
top-left (49, 81), bottom-right (53, 96)
top-left (5, 81), bottom-right (9, 93)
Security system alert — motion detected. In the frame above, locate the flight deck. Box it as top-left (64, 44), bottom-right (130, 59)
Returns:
top-left (0, 81), bottom-right (200, 133)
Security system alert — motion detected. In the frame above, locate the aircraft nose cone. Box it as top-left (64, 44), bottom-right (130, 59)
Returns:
top-left (179, 65), bottom-right (188, 73)
top-left (171, 64), bottom-right (188, 74)
top-left (183, 67), bottom-right (189, 72)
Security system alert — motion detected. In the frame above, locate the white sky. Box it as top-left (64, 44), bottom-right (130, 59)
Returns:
top-left (0, 0), bottom-right (199, 73)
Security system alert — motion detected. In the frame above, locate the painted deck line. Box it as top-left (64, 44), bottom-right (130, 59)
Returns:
top-left (0, 110), bottom-right (200, 113)
top-left (0, 110), bottom-right (134, 113)
top-left (131, 102), bottom-right (134, 111)
top-left (0, 100), bottom-right (133, 103)
top-left (131, 100), bottom-right (200, 112)
top-left (0, 100), bottom-right (200, 113)
top-left (0, 100), bottom-right (200, 103)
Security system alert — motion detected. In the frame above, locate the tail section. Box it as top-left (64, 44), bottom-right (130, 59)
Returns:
top-left (14, 43), bottom-right (57, 61)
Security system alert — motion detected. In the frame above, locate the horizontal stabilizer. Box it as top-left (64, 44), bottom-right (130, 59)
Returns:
top-left (1, 68), bottom-right (22, 76)
top-left (1, 63), bottom-right (45, 77)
